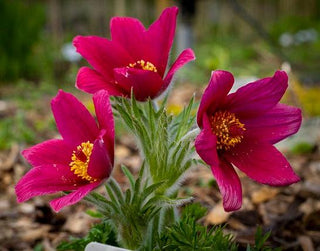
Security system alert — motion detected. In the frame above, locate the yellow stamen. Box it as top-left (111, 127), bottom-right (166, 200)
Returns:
top-left (70, 141), bottom-right (97, 182)
top-left (210, 111), bottom-right (246, 151)
top-left (128, 60), bottom-right (157, 72)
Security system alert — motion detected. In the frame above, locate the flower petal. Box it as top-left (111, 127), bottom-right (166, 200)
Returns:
top-left (225, 71), bottom-right (288, 119)
top-left (76, 67), bottom-right (124, 96)
top-left (73, 35), bottom-right (133, 80)
top-left (224, 141), bottom-right (300, 186)
top-left (93, 90), bottom-right (115, 164)
top-left (110, 17), bottom-right (146, 62)
top-left (243, 104), bottom-right (302, 144)
top-left (22, 139), bottom-right (73, 167)
top-left (51, 90), bottom-right (99, 147)
top-left (162, 48), bottom-right (195, 91)
top-left (146, 7), bottom-right (178, 76)
top-left (113, 67), bottom-right (164, 101)
top-left (87, 137), bottom-right (112, 180)
top-left (195, 114), bottom-right (219, 167)
top-left (197, 70), bottom-right (234, 127)
top-left (50, 181), bottom-right (100, 212)
top-left (211, 160), bottom-right (242, 211)
top-left (15, 164), bottom-right (81, 203)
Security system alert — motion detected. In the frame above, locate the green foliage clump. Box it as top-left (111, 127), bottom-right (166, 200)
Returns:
top-left (154, 203), bottom-right (238, 251)
top-left (246, 226), bottom-right (281, 251)
top-left (86, 165), bottom-right (192, 250)
top-left (113, 94), bottom-right (198, 194)
top-left (57, 204), bottom-right (280, 251)
top-left (57, 221), bottom-right (117, 251)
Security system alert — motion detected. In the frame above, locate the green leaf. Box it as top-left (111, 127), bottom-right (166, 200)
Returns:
top-left (108, 178), bottom-right (125, 205)
top-left (86, 209), bottom-right (103, 218)
top-left (121, 165), bottom-right (135, 191)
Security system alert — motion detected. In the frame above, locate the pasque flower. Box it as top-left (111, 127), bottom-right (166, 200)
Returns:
top-left (73, 7), bottom-right (195, 101)
top-left (16, 90), bottom-right (114, 212)
top-left (195, 70), bottom-right (301, 211)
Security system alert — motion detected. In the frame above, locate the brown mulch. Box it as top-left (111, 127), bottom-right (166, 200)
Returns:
top-left (0, 85), bottom-right (320, 250)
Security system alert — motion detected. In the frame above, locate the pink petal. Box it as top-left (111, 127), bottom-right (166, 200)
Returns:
top-left (243, 104), bottom-right (302, 144)
top-left (50, 181), bottom-right (100, 212)
top-left (73, 36), bottom-right (133, 80)
top-left (211, 160), bottom-right (242, 211)
top-left (195, 114), bottom-right (219, 167)
top-left (224, 141), bottom-right (300, 186)
top-left (76, 67), bottom-right (124, 96)
top-left (110, 17), bottom-right (146, 62)
top-left (197, 70), bottom-right (234, 127)
top-left (51, 90), bottom-right (99, 147)
top-left (224, 71), bottom-right (288, 119)
top-left (93, 90), bottom-right (115, 164)
top-left (22, 139), bottom-right (73, 167)
top-left (162, 48), bottom-right (195, 91)
top-left (15, 164), bottom-right (82, 203)
top-left (113, 67), bottom-right (164, 101)
top-left (112, 67), bottom-right (132, 94)
top-left (146, 7), bottom-right (178, 76)
top-left (87, 137), bottom-right (112, 179)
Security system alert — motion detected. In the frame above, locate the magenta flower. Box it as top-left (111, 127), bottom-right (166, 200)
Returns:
top-left (195, 70), bottom-right (302, 211)
top-left (15, 90), bottom-right (114, 212)
top-left (73, 7), bottom-right (195, 101)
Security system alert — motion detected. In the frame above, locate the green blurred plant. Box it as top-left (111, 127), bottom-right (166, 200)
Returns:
top-left (0, 0), bottom-right (45, 82)
top-left (298, 86), bottom-right (320, 116)
top-left (291, 142), bottom-right (314, 155)
top-left (182, 32), bottom-right (266, 85)
top-left (268, 15), bottom-right (320, 74)
top-left (0, 111), bottom-right (36, 150)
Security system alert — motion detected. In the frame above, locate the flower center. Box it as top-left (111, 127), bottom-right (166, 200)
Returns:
top-left (70, 141), bottom-right (97, 182)
top-left (128, 60), bottom-right (157, 72)
top-left (210, 111), bottom-right (246, 151)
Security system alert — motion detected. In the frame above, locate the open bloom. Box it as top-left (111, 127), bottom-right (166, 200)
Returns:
top-left (73, 7), bottom-right (195, 101)
top-left (16, 90), bottom-right (114, 212)
top-left (195, 70), bottom-right (301, 211)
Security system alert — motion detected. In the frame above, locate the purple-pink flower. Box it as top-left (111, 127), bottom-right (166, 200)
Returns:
top-left (195, 70), bottom-right (302, 212)
top-left (73, 7), bottom-right (195, 101)
top-left (15, 90), bottom-right (114, 212)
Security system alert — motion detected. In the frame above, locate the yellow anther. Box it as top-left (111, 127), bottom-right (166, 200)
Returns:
top-left (69, 141), bottom-right (97, 182)
top-left (210, 111), bottom-right (246, 151)
top-left (128, 60), bottom-right (157, 72)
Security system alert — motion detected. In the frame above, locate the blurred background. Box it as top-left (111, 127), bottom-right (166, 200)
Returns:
top-left (0, 0), bottom-right (320, 250)
top-left (1, 0), bottom-right (320, 83)
top-left (0, 0), bottom-right (320, 150)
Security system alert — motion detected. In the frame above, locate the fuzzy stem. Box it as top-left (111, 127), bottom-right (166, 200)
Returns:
top-left (152, 100), bottom-right (159, 111)
top-left (180, 128), bottom-right (200, 142)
